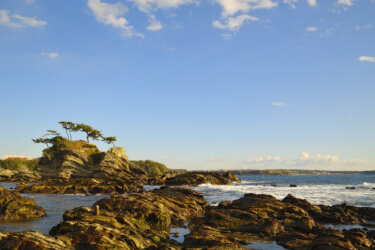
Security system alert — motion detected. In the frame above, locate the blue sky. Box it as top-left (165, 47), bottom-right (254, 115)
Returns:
top-left (0, 0), bottom-right (374, 170)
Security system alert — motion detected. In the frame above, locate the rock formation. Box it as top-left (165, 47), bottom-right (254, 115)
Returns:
top-left (0, 185), bottom-right (45, 222)
top-left (48, 187), bottom-right (208, 249)
top-left (184, 193), bottom-right (375, 249)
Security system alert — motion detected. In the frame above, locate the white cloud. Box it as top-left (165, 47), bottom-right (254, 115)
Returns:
top-left (272, 101), bottom-right (290, 107)
top-left (0, 9), bottom-right (46, 28)
top-left (337, 0), bottom-right (353, 6)
top-left (26, 0), bottom-right (36, 3)
top-left (147, 15), bottom-right (163, 31)
top-left (347, 116), bottom-right (353, 120)
top-left (296, 152), bottom-right (340, 166)
top-left (359, 56), bottom-right (375, 63)
top-left (355, 24), bottom-right (372, 31)
top-left (41, 52), bottom-right (59, 59)
top-left (246, 156), bottom-right (282, 164)
top-left (215, 0), bottom-right (277, 18)
top-left (306, 26), bottom-right (317, 32)
top-left (130, 0), bottom-right (197, 13)
top-left (245, 152), bottom-right (368, 168)
top-left (162, 156), bottom-right (170, 160)
top-left (213, 14), bottom-right (258, 31)
top-left (307, 0), bottom-right (317, 7)
top-left (87, 0), bottom-right (143, 38)
top-left (284, 0), bottom-right (299, 8)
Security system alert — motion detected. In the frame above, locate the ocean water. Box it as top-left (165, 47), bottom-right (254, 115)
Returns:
top-left (190, 174), bottom-right (375, 207)
top-left (0, 182), bottom-right (108, 234)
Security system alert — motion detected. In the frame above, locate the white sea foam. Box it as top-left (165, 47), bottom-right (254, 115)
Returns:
top-left (189, 182), bottom-right (375, 207)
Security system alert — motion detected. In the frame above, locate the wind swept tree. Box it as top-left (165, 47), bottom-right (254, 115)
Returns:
top-left (102, 136), bottom-right (117, 147)
top-left (75, 123), bottom-right (102, 143)
top-left (44, 130), bottom-right (60, 137)
top-left (32, 138), bottom-right (52, 147)
top-left (59, 121), bottom-right (71, 140)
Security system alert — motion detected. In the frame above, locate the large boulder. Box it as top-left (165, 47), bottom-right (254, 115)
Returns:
top-left (0, 185), bottom-right (46, 222)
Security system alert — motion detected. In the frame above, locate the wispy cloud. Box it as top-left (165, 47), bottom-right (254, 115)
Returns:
top-left (162, 156), bottom-right (170, 160)
top-left (355, 24), bottom-right (372, 31)
top-left (41, 52), bottom-right (59, 59)
top-left (245, 152), bottom-right (368, 168)
top-left (284, 0), bottom-right (299, 9)
top-left (306, 26), bottom-right (317, 32)
top-left (359, 56), bottom-right (375, 63)
top-left (129, 0), bottom-right (197, 13)
top-left (272, 101), bottom-right (290, 107)
top-left (307, 0), bottom-right (317, 7)
top-left (0, 9), bottom-right (46, 28)
top-left (147, 15), bottom-right (163, 31)
top-left (246, 156), bottom-right (282, 164)
top-left (87, 0), bottom-right (143, 38)
top-left (213, 14), bottom-right (258, 32)
top-left (337, 0), bottom-right (353, 6)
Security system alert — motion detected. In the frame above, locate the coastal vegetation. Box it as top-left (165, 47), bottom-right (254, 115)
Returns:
top-left (131, 160), bottom-right (169, 176)
top-left (0, 158), bottom-right (38, 171)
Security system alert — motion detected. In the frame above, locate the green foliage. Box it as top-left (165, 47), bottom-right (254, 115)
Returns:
top-left (0, 158), bottom-right (39, 171)
top-left (102, 136), bottom-right (117, 146)
top-left (131, 160), bottom-right (169, 176)
top-left (33, 121), bottom-right (118, 149)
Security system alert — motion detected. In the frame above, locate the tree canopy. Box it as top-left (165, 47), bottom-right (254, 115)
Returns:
top-left (32, 122), bottom-right (117, 147)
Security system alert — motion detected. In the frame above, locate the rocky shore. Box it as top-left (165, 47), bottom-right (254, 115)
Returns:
top-left (2, 137), bottom-right (374, 249)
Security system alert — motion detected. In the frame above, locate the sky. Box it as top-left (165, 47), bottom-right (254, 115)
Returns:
top-left (0, 0), bottom-right (374, 171)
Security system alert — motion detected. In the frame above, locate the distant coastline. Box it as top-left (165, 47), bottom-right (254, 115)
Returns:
top-left (220, 169), bottom-right (375, 176)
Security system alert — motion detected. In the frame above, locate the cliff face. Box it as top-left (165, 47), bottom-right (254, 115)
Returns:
top-left (37, 138), bottom-right (147, 182)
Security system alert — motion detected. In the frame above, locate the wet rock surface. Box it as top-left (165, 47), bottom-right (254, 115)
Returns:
top-left (184, 193), bottom-right (375, 249)
top-left (0, 185), bottom-right (46, 222)
top-left (16, 178), bottom-right (144, 195)
top-left (47, 187), bottom-right (208, 249)
top-left (164, 171), bottom-right (241, 186)
top-left (0, 231), bottom-right (72, 250)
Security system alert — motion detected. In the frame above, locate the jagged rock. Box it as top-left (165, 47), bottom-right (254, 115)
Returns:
top-left (16, 178), bottom-right (144, 194)
top-left (49, 187), bottom-right (208, 249)
top-left (0, 185), bottom-right (46, 222)
top-left (165, 171), bottom-right (241, 186)
top-left (283, 194), bottom-right (375, 224)
top-left (0, 231), bottom-right (72, 250)
top-left (185, 193), bottom-right (375, 249)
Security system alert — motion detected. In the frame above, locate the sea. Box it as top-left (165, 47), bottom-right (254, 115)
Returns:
top-left (1, 174), bottom-right (375, 249)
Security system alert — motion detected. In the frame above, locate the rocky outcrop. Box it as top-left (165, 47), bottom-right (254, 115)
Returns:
top-left (184, 193), bottom-right (375, 249)
top-left (37, 138), bottom-right (147, 182)
top-left (49, 187), bottom-right (208, 249)
top-left (0, 167), bottom-right (40, 182)
top-left (0, 231), bottom-right (72, 250)
top-left (165, 171), bottom-right (241, 186)
top-left (16, 178), bottom-right (144, 194)
top-left (0, 185), bottom-right (46, 222)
